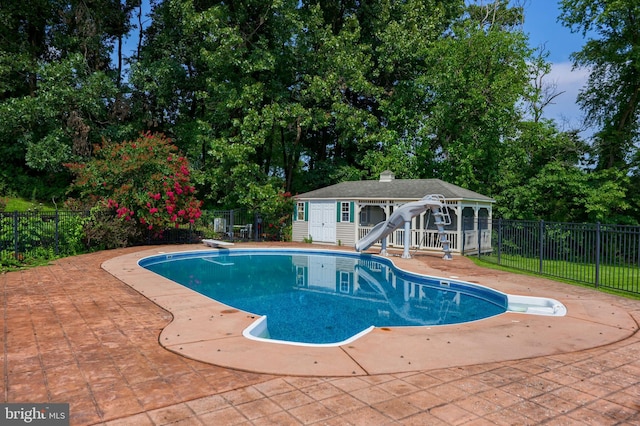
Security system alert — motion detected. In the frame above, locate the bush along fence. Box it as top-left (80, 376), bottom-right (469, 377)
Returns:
top-left (0, 209), bottom-right (287, 268)
top-left (469, 218), bottom-right (640, 296)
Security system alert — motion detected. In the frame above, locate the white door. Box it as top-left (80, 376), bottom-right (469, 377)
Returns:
top-left (308, 255), bottom-right (337, 290)
top-left (309, 201), bottom-right (336, 243)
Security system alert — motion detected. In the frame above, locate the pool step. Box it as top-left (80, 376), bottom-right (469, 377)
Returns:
top-left (507, 295), bottom-right (567, 316)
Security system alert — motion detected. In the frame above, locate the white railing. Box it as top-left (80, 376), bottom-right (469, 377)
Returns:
top-left (358, 227), bottom-right (459, 252)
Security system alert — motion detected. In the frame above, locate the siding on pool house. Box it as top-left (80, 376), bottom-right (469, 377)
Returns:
top-left (292, 200), bottom-right (356, 246)
top-left (292, 171), bottom-right (495, 255)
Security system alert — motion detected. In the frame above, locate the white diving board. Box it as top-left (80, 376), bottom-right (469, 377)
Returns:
top-left (202, 239), bottom-right (234, 248)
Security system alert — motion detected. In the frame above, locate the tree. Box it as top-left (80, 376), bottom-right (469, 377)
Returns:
top-left (500, 162), bottom-right (630, 223)
top-left (5, 0), bottom-right (634, 226)
top-left (0, 0), bottom-right (136, 199)
top-left (559, 0), bottom-right (640, 171)
top-left (130, 0), bottom-right (303, 208)
top-left (0, 54), bottom-right (120, 200)
top-left (358, 0), bottom-right (464, 181)
top-left (418, 0), bottom-right (532, 193)
top-left (524, 47), bottom-right (566, 124)
top-left (130, 0), bottom-right (468, 205)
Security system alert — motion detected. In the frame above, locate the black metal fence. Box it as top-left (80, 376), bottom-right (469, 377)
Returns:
top-left (6, 210), bottom-right (640, 295)
top-left (471, 218), bottom-right (640, 295)
top-left (0, 209), bottom-right (279, 265)
top-left (199, 209), bottom-right (266, 242)
top-left (0, 211), bottom-right (89, 262)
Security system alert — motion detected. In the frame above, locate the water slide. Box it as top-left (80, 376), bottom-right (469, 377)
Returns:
top-left (355, 194), bottom-right (452, 259)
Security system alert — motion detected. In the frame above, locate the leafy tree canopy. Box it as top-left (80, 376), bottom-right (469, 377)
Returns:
top-left (560, 0), bottom-right (640, 171)
top-left (0, 0), bottom-right (637, 225)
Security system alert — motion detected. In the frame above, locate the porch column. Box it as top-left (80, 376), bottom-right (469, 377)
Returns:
top-left (474, 206), bottom-right (480, 254)
top-left (383, 203), bottom-right (391, 219)
top-left (355, 203), bottom-right (362, 245)
top-left (487, 206), bottom-right (493, 249)
top-left (455, 204), bottom-right (462, 253)
top-left (473, 206), bottom-right (479, 231)
top-left (384, 202), bottom-right (392, 247)
top-left (402, 220), bottom-right (411, 259)
top-left (418, 212), bottom-right (425, 249)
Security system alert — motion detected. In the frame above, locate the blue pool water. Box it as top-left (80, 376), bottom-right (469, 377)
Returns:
top-left (139, 249), bottom-right (508, 345)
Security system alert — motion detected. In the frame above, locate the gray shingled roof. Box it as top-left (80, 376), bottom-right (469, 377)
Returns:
top-left (296, 178), bottom-right (494, 202)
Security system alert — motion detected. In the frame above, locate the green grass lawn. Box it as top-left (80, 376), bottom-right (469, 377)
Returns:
top-left (471, 253), bottom-right (640, 299)
top-left (2, 197), bottom-right (57, 212)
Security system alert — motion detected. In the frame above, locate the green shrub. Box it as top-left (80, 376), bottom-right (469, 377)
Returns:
top-left (82, 208), bottom-right (142, 249)
top-left (259, 191), bottom-right (294, 241)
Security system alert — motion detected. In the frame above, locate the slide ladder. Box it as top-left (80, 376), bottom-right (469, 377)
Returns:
top-left (429, 195), bottom-right (453, 260)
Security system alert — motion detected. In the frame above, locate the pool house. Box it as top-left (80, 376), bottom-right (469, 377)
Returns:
top-left (292, 171), bottom-right (495, 256)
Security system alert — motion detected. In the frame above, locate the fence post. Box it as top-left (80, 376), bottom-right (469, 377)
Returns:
top-left (55, 211), bottom-right (60, 256)
top-left (253, 213), bottom-right (257, 241)
top-left (595, 222), bottom-right (600, 288)
top-left (229, 209), bottom-right (235, 242)
top-left (497, 218), bottom-right (502, 264)
top-left (256, 213), bottom-right (263, 241)
top-left (477, 216), bottom-right (481, 257)
top-left (13, 211), bottom-right (19, 259)
top-left (539, 220), bottom-right (544, 274)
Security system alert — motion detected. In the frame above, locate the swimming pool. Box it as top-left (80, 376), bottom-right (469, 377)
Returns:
top-left (138, 249), bottom-right (559, 346)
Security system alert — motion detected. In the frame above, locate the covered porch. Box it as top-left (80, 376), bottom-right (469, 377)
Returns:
top-left (356, 200), bottom-right (493, 255)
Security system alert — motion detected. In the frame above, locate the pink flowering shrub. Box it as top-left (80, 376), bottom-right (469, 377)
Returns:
top-left (66, 132), bottom-right (202, 235)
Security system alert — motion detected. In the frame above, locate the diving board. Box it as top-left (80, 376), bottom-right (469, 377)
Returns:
top-left (202, 239), bottom-right (234, 248)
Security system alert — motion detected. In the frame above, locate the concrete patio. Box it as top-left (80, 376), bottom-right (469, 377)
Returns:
top-left (2, 243), bottom-right (640, 425)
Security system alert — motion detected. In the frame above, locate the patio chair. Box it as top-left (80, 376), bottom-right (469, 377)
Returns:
top-left (240, 224), bottom-right (253, 240)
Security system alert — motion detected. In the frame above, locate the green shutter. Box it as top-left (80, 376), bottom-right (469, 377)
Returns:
top-left (304, 202), bottom-right (309, 221)
top-left (350, 201), bottom-right (354, 222)
top-left (336, 202), bottom-right (341, 222)
top-left (293, 204), bottom-right (298, 221)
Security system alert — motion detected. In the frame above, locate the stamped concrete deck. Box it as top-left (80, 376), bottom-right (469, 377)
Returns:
top-left (3, 243), bottom-right (640, 425)
top-left (103, 245), bottom-right (637, 377)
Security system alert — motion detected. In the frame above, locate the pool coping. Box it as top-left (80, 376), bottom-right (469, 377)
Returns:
top-left (102, 244), bottom-right (639, 377)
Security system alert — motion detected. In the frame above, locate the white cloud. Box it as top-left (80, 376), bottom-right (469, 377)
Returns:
top-left (542, 62), bottom-right (592, 133)
top-left (548, 62), bottom-right (590, 85)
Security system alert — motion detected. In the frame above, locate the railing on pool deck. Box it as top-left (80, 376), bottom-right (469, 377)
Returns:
top-left (476, 218), bottom-right (640, 296)
top-left (0, 208), bottom-right (280, 266)
top-left (360, 217), bottom-right (640, 296)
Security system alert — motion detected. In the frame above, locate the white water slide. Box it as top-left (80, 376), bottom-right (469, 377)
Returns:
top-left (355, 194), bottom-right (453, 259)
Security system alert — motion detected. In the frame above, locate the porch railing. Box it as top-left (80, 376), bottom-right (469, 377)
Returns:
top-left (357, 226), bottom-right (459, 252)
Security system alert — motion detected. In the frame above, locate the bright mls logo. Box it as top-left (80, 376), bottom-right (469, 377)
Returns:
top-left (1, 403), bottom-right (69, 425)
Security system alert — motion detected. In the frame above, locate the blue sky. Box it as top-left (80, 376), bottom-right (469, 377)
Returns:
top-left (521, 0), bottom-right (591, 131)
